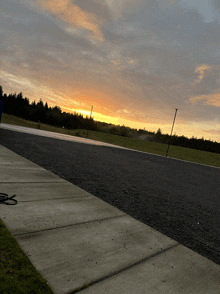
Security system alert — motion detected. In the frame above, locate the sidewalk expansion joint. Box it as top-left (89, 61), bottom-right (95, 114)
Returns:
top-left (13, 214), bottom-right (126, 236)
top-left (17, 196), bottom-right (95, 202)
top-left (69, 243), bottom-right (179, 294)
top-left (0, 181), bottom-right (65, 184)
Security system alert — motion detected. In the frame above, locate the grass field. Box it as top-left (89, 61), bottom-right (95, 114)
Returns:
top-left (1, 113), bottom-right (220, 293)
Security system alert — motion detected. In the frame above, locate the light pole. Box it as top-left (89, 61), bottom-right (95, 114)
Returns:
top-left (166, 109), bottom-right (178, 157)
top-left (86, 105), bottom-right (93, 139)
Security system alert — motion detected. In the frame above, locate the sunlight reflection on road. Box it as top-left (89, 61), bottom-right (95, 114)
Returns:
top-left (0, 123), bottom-right (130, 150)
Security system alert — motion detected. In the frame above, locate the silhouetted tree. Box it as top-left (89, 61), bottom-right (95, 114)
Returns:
top-left (156, 128), bottom-right (162, 136)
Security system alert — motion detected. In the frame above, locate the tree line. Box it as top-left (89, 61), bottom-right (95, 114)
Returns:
top-left (0, 85), bottom-right (134, 136)
top-left (154, 128), bottom-right (220, 154)
top-left (0, 85), bottom-right (219, 154)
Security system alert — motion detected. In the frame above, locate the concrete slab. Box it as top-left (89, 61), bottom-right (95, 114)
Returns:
top-left (1, 167), bottom-right (64, 182)
top-left (79, 244), bottom-right (220, 294)
top-left (0, 189), bottom-right (126, 235)
top-left (14, 216), bottom-right (177, 294)
top-left (0, 158), bottom-right (46, 169)
top-left (0, 144), bottom-right (46, 169)
top-left (0, 182), bottom-right (94, 202)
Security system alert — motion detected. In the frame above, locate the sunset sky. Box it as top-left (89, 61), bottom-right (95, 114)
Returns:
top-left (1, 0), bottom-right (220, 141)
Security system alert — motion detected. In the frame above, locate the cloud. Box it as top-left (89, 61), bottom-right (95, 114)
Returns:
top-left (192, 64), bottom-right (212, 85)
top-left (35, 0), bottom-right (104, 41)
top-left (212, 0), bottom-right (220, 13)
top-left (156, 0), bottom-right (179, 9)
top-left (201, 128), bottom-right (220, 135)
top-left (189, 92), bottom-right (220, 107)
top-left (0, 70), bottom-right (37, 91)
top-left (74, 0), bottom-right (112, 24)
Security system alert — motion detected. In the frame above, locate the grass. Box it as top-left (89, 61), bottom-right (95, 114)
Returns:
top-left (0, 113), bottom-right (220, 293)
top-left (0, 218), bottom-right (54, 294)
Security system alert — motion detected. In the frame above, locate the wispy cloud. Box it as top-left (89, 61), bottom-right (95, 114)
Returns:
top-left (189, 92), bottom-right (220, 107)
top-left (192, 64), bottom-right (212, 85)
top-left (0, 70), bottom-right (37, 91)
top-left (35, 0), bottom-right (104, 41)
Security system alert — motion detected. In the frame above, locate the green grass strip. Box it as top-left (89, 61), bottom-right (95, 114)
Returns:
top-left (0, 219), bottom-right (54, 293)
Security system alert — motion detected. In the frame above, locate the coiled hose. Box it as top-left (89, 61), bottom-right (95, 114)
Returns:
top-left (0, 193), bottom-right (17, 205)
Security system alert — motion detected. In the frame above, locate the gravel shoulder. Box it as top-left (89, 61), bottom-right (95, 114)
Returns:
top-left (1, 128), bottom-right (220, 265)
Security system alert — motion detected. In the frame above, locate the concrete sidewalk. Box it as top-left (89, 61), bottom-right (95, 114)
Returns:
top-left (1, 144), bottom-right (220, 294)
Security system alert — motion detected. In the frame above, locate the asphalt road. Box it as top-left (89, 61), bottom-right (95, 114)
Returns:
top-left (1, 126), bottom-right (220, 266)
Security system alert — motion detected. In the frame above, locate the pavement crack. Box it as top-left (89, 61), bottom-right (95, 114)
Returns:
top-left (18, 196), bottom-right (95, 202)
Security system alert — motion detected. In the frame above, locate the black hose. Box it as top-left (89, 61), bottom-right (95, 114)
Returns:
top-left (0, 193), bottom-right (17, 205)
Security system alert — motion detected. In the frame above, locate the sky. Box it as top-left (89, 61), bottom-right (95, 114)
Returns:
top-left (1, 0), bottom-right (220, 142)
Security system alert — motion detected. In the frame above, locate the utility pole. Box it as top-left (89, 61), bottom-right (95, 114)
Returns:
top-left (166, 109), bottom-right (178, 157)
top-left (86, 105), bottom-right (93, 139)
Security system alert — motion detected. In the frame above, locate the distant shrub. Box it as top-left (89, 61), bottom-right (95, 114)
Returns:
top-left (75, 131), bottom-right (81, 137)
